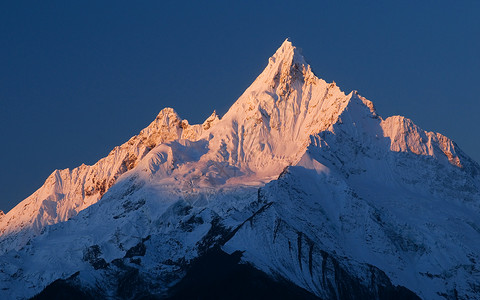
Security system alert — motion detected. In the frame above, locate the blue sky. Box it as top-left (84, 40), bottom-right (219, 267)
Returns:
top-left (1, 1), bottom-right (479, 212)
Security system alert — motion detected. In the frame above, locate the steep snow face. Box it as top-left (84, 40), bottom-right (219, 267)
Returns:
top-left (311, 92), bottom-right (480, 207)
top-left (220, 89), bottom-right (480, 299)
top-left (205, 39), bottom-right (351, 177)
top-left (221, 95), bottom-right (480, 298)
top-left (0, 108), bottom-right (218, 253)
top-left (382, 115), bottom-right (468, 168)
top-left (223, 164), bottom-right (480, 300)
top-left (1, 39), bottom-right (479, 299)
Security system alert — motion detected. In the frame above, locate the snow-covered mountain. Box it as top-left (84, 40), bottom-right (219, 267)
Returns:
top-left (0, 106), bottom-right (219, 253)
top-left (1, 39), bottom-right (479, 299)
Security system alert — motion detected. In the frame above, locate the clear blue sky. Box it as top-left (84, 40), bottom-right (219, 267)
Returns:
top-left (1, 1), bottom-right (479, 212)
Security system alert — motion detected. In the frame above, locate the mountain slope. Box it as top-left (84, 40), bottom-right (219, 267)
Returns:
top-left (0, 107), bottom-right (219, 253)
top-left (0, 39), bottom-right (479, 299)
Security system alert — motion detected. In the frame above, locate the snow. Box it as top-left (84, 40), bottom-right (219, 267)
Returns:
top-left (0, 38), bottom-right (479, 299)
top-left (0, 106), bottom-right (217, 253)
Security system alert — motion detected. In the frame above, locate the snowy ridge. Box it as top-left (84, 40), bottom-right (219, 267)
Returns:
top-left (199, 40), bottom-right (355, 178)
top-left (0, 107), bottom-right (218, 252)
top-left (0, 39), bottom-right (479, 299)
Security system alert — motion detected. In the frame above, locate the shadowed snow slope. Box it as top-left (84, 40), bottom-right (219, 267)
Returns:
top-left (1, 39), bottom-right (479, 299)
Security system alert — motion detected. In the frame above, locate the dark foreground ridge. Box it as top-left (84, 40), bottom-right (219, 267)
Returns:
top-left (165, 249), bottom-right (319, 300)
top-left (31, 248), bottom-right (419, 300)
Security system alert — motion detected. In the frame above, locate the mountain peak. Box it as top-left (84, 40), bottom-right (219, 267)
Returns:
top-left (272, 38), bottom-right (306, 65)
top-left (263, 39), bottom-right (307, 77)
top-left (277, 38), bottom-right (295, 53)
top-left (155, 107), bottom-right (180, 120)
top-left (238, 39), bottom-right (314, 98)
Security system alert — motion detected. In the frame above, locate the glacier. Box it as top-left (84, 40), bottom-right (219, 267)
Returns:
top-left (0, 39), bottom-right (479, 299)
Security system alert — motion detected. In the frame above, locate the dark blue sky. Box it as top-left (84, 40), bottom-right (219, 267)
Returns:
top-left (1, 1), bottom-right (479, 212)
